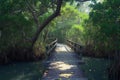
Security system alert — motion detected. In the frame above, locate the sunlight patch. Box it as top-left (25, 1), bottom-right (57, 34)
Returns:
top-left (49, 61), bottom-right (76, 70)
top-left (55, 47), bottom-right (67, 52)
top-left (59, 73), bottom-right (72, 78)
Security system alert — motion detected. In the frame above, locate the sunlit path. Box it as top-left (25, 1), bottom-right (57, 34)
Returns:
top-left (42, 44), bottom-right (87, 80)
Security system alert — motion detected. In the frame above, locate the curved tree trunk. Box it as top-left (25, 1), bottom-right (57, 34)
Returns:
top-left (31, 0), bottom-right (63, 48)
top-left (30, 0), bottom-right (90, 48)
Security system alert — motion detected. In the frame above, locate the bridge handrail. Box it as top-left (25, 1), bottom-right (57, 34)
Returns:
top-left (67, 39), bottom-right (83, 59)
top-left (67, 39), bottom-right (83, 49)
top-left (46, 39), bottom-right (57, 56)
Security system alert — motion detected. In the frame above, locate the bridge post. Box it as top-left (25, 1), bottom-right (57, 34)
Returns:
top-left (46, 39), bottom-right (57, 56)
top-left (74, 43), bottom-right (77, 51)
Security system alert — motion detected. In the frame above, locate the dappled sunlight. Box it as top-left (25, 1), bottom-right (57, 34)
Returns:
top-left (49, 61), bottom-right (76, 71)
top-left (64, 45), bottom-right (73, 52)
top-left (59, 73), bottom-right (73, 78)
top-left (55, 44), bottom-right (73, 52)
top-left (42, 44), bottom-right (86, 79)
top-left (55, 47), bottom-right (67, 52)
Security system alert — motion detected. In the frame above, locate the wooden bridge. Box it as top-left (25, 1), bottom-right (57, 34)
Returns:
top-left (42, 39), bottom-right (88, 80)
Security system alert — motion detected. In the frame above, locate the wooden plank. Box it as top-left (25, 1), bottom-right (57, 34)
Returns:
top-left (46, 39), bottom-right (57, 55)
top-left (42, 44), bottom-right (87, 80)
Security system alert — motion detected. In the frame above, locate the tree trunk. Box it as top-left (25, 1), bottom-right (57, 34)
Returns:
top-left (43, 29), bottom-right (49, 42)
top-left (31, 0), bottom-right (63, 48)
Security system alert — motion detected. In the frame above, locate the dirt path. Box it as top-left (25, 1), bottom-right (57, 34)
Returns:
top-left (42, 44), bottom-right (87, 80)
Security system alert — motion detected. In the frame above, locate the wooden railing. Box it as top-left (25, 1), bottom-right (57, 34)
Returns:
top-left (67, 40), bottom-right (83, 50)
top-left (46, 39), bottom-right (57, 56)
top-left (67, 40), bottom-right (83, 59)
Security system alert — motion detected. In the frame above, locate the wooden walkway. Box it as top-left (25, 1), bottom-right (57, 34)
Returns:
top-left (42, 44), bottom-right (87, 80)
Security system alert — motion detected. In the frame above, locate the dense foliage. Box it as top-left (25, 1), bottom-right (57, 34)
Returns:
top-left (0, 0), bottom-right (57, 63)
top-left (0, 0), bottom-right (119, 79)
top-left (47, 4), bottom-right (88, 44)
top-left (0, 0), bottom-right (119, 63)
top-left (41, 0), bottom-right (120, 58)
top-left (84, 0), bottom-right (120, 57)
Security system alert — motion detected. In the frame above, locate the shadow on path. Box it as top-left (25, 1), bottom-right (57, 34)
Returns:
top-left (42, 43), bottom-right (87, 80)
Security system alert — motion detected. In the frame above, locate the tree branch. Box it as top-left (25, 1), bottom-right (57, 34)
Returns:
top-left (31, 0), bottom-right (63, 47)
top-left (25, 0), bottom-right (39, 26)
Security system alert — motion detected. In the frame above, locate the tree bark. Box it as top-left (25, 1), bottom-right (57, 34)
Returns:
top-left (31, 0), bottom-right (63, 48)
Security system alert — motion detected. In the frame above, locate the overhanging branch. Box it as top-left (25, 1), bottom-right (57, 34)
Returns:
top-left (31, 0), bottom-right (63, 47)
